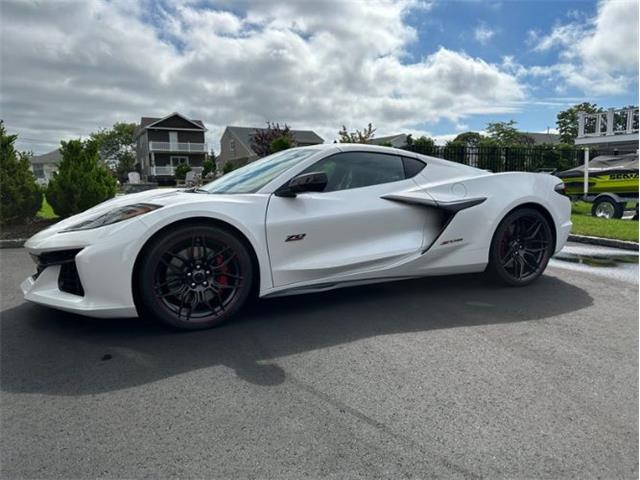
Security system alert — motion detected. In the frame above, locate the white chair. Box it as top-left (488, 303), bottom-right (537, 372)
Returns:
top-left (184, 170), bottom-right (196, 186)
top-left (127, 172), bottom-right (141, 184)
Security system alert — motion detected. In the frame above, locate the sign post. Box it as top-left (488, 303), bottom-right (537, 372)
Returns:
top-left (583, 148), bottom-right (589, 199)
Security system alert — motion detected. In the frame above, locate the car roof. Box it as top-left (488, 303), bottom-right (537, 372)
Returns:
top-left (286, 143), bottom-right (482, 173)
top-left (293, 142), bottom-right (420, 157)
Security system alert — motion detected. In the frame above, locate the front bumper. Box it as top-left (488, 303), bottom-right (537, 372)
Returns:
top-left (21, 218), bottom-right (150, 318)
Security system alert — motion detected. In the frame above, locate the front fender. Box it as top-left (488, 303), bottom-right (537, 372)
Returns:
top-left (136, 198), bottom-right (273, 293)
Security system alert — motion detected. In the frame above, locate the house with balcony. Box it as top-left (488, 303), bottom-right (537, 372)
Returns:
top-left (135, 112), bottom-right (208, 183)
top-left (218, 126), bottom-right (324, 169)
top-left (576, 107), bottom-right (639, 153)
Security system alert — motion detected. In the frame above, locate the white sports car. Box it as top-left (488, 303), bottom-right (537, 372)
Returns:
top-left (22, 144), bottom-right (571, 329)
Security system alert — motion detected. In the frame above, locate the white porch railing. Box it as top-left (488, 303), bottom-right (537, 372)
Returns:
top-left (150, 165), bottom-right (175, 176)
top-left (149, 141), bottom-right (207, 152)
top-left (578, 107), bottom-right (639, 138)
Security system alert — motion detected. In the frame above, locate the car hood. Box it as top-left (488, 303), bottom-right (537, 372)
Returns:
top-left (30, 189), bottom-right (262, 240)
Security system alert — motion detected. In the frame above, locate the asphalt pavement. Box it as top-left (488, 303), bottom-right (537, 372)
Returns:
top-left (0, 243), bottom-right (637, 479)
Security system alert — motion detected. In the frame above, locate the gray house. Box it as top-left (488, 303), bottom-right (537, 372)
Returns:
top-left (29, 148), bottom-right (61, 185)
top-left (520, 132), bottom-right (561, 145)
top-left (369, 134), bottom-right (409, 148)
top-left (218, 126), bottom-right (324, 169)
top-left (135, 112), bottom-right (208, 183)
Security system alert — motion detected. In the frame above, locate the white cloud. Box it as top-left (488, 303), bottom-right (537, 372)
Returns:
top-left (1, 0), bottom-right (524, 153)
top-left (474, 24), bottom-right (495, 45)
top-left (529, 0), bottom-right (639, 95)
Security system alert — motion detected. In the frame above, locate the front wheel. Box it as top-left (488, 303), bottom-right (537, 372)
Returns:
top-left (486, 208), bottom-right (554, 286)
top-left (136, 224), bottom-right (253, 329)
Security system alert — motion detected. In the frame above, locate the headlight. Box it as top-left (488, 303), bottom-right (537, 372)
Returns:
top-left (61, 203), bottom-right (162, 232)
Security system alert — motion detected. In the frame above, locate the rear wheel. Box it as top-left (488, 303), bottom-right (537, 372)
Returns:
top-left (487, 208), bottom-right (554, 286)
top-left (591, 197), bottom-right (624, 219)
top-left (136, 224), bottom-right (253, 329)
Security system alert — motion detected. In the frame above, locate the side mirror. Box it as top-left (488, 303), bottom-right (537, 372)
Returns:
top-left (275, 171), bottom-right (328, 197)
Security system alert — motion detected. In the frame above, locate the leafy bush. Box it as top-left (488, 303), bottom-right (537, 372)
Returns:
top-left (338, 123), bottom-right (376, 143)
top-left (442, 140), bottom-right (465, 163)
top-left (270, 136), bottom-right (293, 153)
top-left (476, 138), bottom-right (502, 171)
top-left (0, 121), bottom-right (43, 225)
top-left (174, 162), bottom-right (192, 180)
top-left (202, 159), bottom-right (215, 177)
top-left (46, 139), bottom-right (117, 218)
top-left (222, 162), bottom-right (235, 174)
top-left (252, 122), bottom-right (295, 157)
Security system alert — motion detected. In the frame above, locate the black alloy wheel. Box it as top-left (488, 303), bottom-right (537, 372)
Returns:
top-left (487, 208), bottom-right (553, 286)
top-left (137, 224), bottom-right (253, 329)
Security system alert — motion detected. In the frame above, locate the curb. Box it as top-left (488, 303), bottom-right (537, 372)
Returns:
top-left (0, 238), bottom-right (27, 249)
top-left (568, 234), bottom-right (639, 251)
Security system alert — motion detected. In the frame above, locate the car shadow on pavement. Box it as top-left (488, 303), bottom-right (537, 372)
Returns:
top-left (0, 273), bottom-right (592, 395)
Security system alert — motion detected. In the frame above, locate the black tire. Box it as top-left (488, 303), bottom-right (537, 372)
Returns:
top-left (591, 197), bottom-right (624, 219)
top-left (136, 223), bottom-right (253, 330)
top-left (486, 208), bottom-right (554, 287)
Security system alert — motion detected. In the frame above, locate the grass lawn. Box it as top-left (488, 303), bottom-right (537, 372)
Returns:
top-left (37, 197), bottom-right (58, 220)
top-left (571, 201), bottom-right (638, 242)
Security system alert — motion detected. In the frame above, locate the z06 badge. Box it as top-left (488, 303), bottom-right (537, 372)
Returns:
top-left (285, 233), bottom-right (306, 242)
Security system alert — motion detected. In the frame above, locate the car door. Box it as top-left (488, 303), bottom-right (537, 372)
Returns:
top-left (265, 151), bottom-right (439, 287)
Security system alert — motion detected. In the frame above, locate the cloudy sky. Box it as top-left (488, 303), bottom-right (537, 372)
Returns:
top-left (1, 0), bottom-right (638, 154)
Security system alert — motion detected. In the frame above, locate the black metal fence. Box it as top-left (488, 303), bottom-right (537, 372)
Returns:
top-left (401, 145), bottom-right (637, 173)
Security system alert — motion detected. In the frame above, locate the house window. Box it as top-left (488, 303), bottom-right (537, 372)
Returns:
top-left (170, 156), bottom-right (189, 166)
top-left (32, 163), bottom-right (44, 178)
top-left (230, 139), bottom-right (235, 153)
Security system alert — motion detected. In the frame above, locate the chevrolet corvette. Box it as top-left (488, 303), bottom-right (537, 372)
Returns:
top-left (22, 144), bottom-right (572, 329)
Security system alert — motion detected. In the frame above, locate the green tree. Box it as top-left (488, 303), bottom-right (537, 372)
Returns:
top-left (222, 162), bottom-right (235, 174)
top-left (202, 159), bottom-right (215, 177)
top-left (403, 135), bottom-right (436, 155)
top-left (208, 150), bottom-right (217, 171)
top-left (90, 122), bottom-right (137, 181)
top-left (270, 136), bottom-right (293, 153)
top-left (443, 140), bottom-right (466, 163)
top-left (0, 121), bottom-right (43, 224)
top-left (556, 103), bottom-right (602, 144)
top-left (251, 122), bottom-right (295, 157)
top-left (174, 162), bottom-right (192, 180)
top-left (46, 139), bottom-right (117, 218)
top-left (452, 131), bottom-right (484, 147)
top-left (485, 120), bottom-right (523, 146)
top-left (115, 152), bottom-right (137, 182)
top-left (338, 123), bottom-right (376, 143)
top-left (477, 137), bottom-right (502, 171)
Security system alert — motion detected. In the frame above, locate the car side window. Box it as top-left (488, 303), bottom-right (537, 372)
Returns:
top-left (402, 157), bottom-right (426, 178)
top-left (302, 152), bottom-right (406, 192)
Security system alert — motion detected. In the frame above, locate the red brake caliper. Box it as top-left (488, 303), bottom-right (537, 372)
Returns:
top-left (215, 255), bottom-right (229, 287)
top-left (499, 230), bottom-right (509, 259)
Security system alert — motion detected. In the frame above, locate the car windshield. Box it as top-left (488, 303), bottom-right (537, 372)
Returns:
top-left (200, 148), bottom-right (321, 194)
